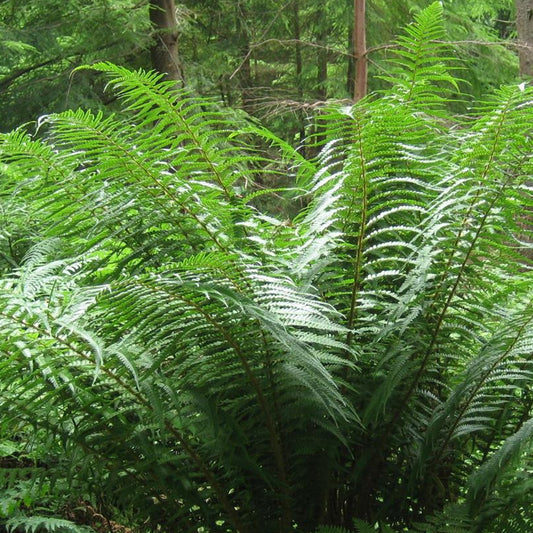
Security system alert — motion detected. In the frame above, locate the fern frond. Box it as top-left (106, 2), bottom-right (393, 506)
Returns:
top-left (468, 417), bottom-right (533, 510)
top-left (379, 1), bottom-right (460, 108)
top-left (6, 515), bottom-right (95, 533)
top-left (409, 503), bottom-right (473, 532)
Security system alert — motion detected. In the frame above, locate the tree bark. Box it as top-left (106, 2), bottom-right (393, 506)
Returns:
top-left (293, 0), bottom-right (306, 153)
top-left (516, 0), bottom-right (533, 78)
top-left (316, 31), bottom-right (328, 101)
top-left (347, 10), bottom-right (355, 96)
top-left (149, 0), bottom-right (184, 83)
top-left (353, 0), bottom-right (367, 101)
top-left (236, 2), bottom-right (254, 113)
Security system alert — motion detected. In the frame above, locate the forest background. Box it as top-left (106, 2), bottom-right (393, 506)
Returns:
top-left (2, 0), bottom-right (532, 134)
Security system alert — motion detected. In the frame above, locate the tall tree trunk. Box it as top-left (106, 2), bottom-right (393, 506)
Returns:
top-left (316, 30), bottom-right (328, 101)
top-left (149, 0), bottom-right (184, 83)
top-left (293, 0), bottom-right (306, 153)
top-left (313, 25), bottom-right (328, 149)
top-left (236, 2), bottom-right (254, 113)
top-left (347, 7), bottom-right (355, 96)
top-left (353, 0), bottom-right (367, 101)
top-left (516, 0), bottom-right (533, 77)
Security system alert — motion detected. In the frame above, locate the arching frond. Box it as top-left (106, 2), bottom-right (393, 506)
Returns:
top-left (0, 4), bottom-right (532, 533)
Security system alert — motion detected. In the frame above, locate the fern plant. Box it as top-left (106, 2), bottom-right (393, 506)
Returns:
top-left (0, 3), bottom-right (532, 532)
top-left (5, 516), bottom-right (95, 533)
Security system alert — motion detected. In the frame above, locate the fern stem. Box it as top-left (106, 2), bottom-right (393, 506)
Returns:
top-left (389, 174), bottom-right (513, 433)
top-left (346, 113), bottom-right (368, 347)
top-left (427, 307), bottom-right (533, 480)
top-left (102, 71), bottom-right (234, 200)
top-left (172, 104), bottom-right (234, 201)
top-left (178, 295), bottom-right (293, 531)
top-left (428, 95), bottom-right (511, 308)
top-left (0, 309), bottom-right (148, 406)
top-left (385, 93), bottom-right (515, 436)
top-left (355, 176), bottom-right (518, 507)
top-left (134, 279), bottom-right (292, 530)
top-left (1, 308), bottom-right (249, 532)
top-left (480, 387), bottom-right (533, 464)
top-left (55, 116), bottom-right (228, 251)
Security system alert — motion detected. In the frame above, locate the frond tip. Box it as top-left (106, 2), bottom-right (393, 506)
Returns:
top-left (380, 1), bottom-right (460, 106)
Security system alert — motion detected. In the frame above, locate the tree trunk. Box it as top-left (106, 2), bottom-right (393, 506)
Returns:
top-left (516, 0), bottom-right (533, 77)
top-left (316, 31), bottom-right (328, 101)
top-left (347, 8), bottom-right (355, 96)
top-left (293, 0), bottom-right (306, 153)
top-left (236, 2), bottom-right (254, 113)
top-left (353, 0), bottom-right (367, 101)
top-left (149, 0), bottom-right (184, 83)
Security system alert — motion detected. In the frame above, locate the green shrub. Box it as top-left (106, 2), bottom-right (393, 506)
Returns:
top-left (0, 4), bottom-right (532, 532)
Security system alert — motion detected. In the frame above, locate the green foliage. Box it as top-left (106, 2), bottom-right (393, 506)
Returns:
top-left (442, 0), bottom-right (517, 100)
top-left (379, 2), bottom-right (460, 106)
top-left (0, 446), bottom-right (44, 520)
top-left (0, 4), bottom-right (532, 533)
top-left (0, 0), bottom-right (151, 131)
top-left (315, 526), bottom-right (355, 533)
top-left (1, 0), bottom-right (519, 136)
top-left (6, 516), bottom-right (94, 533)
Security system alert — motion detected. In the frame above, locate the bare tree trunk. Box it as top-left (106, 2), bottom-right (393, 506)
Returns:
top-left (236, 2), bottom-right (254, 113)
top-left (353, 0), bottom-right (367, 101)
top-left (347, 11), bottom-right (355, 96)
top-left (293, 0), bottom-right (306, 153)
top-left (516, 0), bottom-right (533, 77)
top-left (316, 31), bottom-right (328, 102)
top-left (149, 0), bottom-right (184, 83)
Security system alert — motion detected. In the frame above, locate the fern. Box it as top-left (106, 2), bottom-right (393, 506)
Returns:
top-left (315, 526), bottom-right (354, 533)
top-left (0, 4), bottom-right (532, 533)
top-left (6, 515), bottom-right (95, 533)
top-left (380, 2), bottom-right (460, 108)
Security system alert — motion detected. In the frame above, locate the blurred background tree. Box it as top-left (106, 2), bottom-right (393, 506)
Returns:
top-left (515, 0), bottom-right (533, 76)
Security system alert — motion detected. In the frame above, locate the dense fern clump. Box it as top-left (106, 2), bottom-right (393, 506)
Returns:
top-left (0, 3), bottom-right (532, 532)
